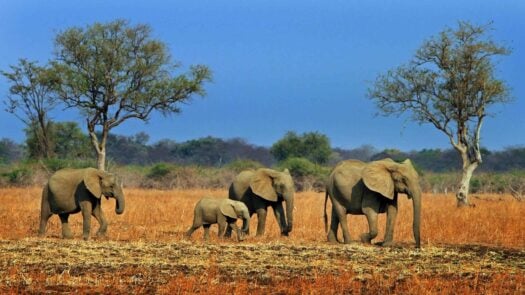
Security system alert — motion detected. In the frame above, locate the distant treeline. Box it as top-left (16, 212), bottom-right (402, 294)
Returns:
top-left (1, 132), bottom-right (524, 172)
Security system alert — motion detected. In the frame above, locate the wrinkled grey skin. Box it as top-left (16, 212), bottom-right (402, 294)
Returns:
top-left (39, 168), bottom-right (125, 240)
top-left (227, 168), bottom-right (294, 237)
top-left (325, 159), bottom-right (421, 248)
top-left (185, 197), bottom-right (250, 241)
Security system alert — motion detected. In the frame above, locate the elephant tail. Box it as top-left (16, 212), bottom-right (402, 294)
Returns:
top-left (324, 190), bottom-right (329, 234)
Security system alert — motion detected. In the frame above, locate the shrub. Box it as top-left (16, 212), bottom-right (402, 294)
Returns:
top-left (147, 163), bottom-right (173, 180)
top-left (42, 158), bottom-right (95, 172)
top-left (224, 159), bottom-right (263, 172)
top-left (278, 157), bottom-right (329, 178)
top-left (277, 157), bottom-right (330, 192)
top-left (1, 166), bottom-right (33, 186)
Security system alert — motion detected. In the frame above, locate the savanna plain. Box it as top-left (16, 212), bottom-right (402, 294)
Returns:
top-left (0, 188), bottom-right (523, 294)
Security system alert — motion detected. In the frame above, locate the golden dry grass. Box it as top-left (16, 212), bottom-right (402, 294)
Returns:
top-left (0, 187), bottom-right (523, 294)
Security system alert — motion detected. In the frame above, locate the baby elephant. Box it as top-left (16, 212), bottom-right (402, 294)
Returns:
top-left (186, 197), bottom-right (250, 241)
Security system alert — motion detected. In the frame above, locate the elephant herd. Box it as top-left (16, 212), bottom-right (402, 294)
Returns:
top-left (38, 158), bottom-right (422, 248)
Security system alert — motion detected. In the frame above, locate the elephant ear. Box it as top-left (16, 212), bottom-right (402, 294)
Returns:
top-left (83, 168), bottom-right (103, 199)
top-left (250, 170), bottom-right (278, 202)
top-left (362, 161), bottom-right (395, 200)
top-left (220, 201), bottom-right (238, 219)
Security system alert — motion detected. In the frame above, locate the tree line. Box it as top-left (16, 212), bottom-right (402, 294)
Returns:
top-left (1, 127), bottom-right (523, 173)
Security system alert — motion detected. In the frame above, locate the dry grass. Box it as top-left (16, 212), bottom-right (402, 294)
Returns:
top-left (0, 187), bottom-right (523, 294)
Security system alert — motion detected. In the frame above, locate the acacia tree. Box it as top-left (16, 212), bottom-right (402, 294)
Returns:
top-left (2, 59), bottom-right (59, 159)
top-left (52, 20), bottom-right (211, 170)
top-left (368, 22), bottom-right (511, 207)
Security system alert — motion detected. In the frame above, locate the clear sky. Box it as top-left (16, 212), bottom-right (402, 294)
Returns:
top-left (0, 0), bottom-right (523, 151)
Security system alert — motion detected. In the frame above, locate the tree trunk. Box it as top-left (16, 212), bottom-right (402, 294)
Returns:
top-left (88, 128), bottom-right (107, 171)
top-left (456, 154), bottom-right (479, 207)
top-left (96, 149), bottom-right (106, 171)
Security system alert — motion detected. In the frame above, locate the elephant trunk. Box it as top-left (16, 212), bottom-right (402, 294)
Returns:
top-left (114, 184), bottom-right (125, 215)
top-left (284, 192), bottom-right (294, 234)
top-left (241, 211), bottom-right (250, 233)
top-left (411, 188), bottom-right (421, 248)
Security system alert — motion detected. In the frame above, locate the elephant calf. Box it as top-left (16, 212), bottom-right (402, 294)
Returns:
top-left (186, 197), bottom-right (250, 241)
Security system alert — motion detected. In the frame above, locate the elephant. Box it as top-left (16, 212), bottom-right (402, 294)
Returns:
top-left (324, 158), bottom-right (421, 248)
top-left (39, 167), bottom-right (125, 240)
top-left (227, 168), bottom-right (294, 237)
top-left (185, 197), bottom-right (250, 241)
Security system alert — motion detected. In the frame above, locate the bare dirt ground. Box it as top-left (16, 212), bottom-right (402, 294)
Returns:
top-left (0, 238), bottom-right (523, 293)
top-left (0, 188), bottom-right (523, 293)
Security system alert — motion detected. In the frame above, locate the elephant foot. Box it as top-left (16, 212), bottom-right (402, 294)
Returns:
top-left (327, 232), bottom-right (339, 243)
top-left (360, 233), bottom-right (373, 244)
top-left (96, 231), bottom-right (107, 237)
top-left (377, 241), bottom-right (394, 247)
top-left (95, 234), bottom-right (109, 241)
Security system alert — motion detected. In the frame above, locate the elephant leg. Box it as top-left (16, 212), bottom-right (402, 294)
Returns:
top-left (272, 202), bottom-right (288, 236)
top-left (382, 199), bottom-right (398, 246)
top-left (361, 207), bottom-right (379, 244)
top-left (332, 202), bottom-right (351, 244)
top-left (203, 224), bottom-right (211, 241)
top-left (229, 222), bottom-right (244, 241)
top-left (255, 208), bottom-right (268, 236)
top-left (39, 205), bottom-right (52, 237)
top-left (185, 225), bottom-right (199, 239)
top-left (224, 226), bottom-right (233, 238)
top-left (92, 201), bottom-right (108, 237)
top-left (58, 213), bottom-right (73, 239)
top-left (218, 221), bottom-right (228, 238)
top-left (327, 206), bottom-right (340, 243)
top-left (80, 201), bottom-right (93, 240)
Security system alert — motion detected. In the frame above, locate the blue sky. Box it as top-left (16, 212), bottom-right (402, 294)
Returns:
top-left (0, 0), bottom-right (523, 150)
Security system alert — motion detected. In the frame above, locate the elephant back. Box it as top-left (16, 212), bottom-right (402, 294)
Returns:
top-left (48, 168), bottom-right (85, 199)
top-left (229, 170), bottom-right (255, 200)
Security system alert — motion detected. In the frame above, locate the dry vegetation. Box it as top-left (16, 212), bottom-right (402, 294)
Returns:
top-left (0, 187), bottom-right (523, 294)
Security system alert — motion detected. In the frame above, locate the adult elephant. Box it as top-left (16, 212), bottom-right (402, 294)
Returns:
top-left (325, 159), bottom-right (421, 248)
top-left (228, 168), bottom-right (294, 237)
top-left (39, 167), bottom-right (125, 240)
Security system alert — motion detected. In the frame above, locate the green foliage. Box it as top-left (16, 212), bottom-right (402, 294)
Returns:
top-left (52, 122), bottom-right (92, 159)
top-left (1, 166), bottom-right (33, 186)
top-left (171, 136), bottom-right (273, 167)
top-left (277, 157), bottom-right (329, 178)
top-left (51, 19), bottom-right (212, 169)
top-left (147, 163), bottom-right (173, 180)
top-left (25, 121), bottom-right (92, 161)
top-left (41, 158), bottom-right (95, 172)
top-left (271, 131), bottom-right (332, 164)
top-left (225, 159), bottom-right (264, 172)
top-left (106, 132), bottom-right (150, 165)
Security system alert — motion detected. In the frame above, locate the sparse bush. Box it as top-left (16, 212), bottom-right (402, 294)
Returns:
top-left (278, 157), bottom-right (329, 178)
top-left (277, 157), bottom-right (330, 191)
top-left (1, 166), bottom-right (33, 186)
top-left (147, 163), bottom-right (173, 180)
top-left (225, 159), bottom-right (263, 172)
top-left (42, 158), bottom-right (95, 172)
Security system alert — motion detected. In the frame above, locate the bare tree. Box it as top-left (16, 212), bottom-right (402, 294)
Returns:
top-left (368, 22), bottom-right (511, 207)
top-left (52, 20), bottom-right (211, 170)
top-left (2, 59), bottom-right (59, 159)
